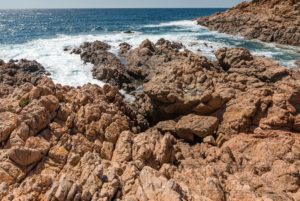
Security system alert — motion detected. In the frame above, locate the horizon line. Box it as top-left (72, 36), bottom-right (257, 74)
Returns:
top-left (0, 7), bottom-right (230, 10)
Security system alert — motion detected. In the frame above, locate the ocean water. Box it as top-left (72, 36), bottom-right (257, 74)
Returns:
top-left (0, 9), bottom-right (299, 86)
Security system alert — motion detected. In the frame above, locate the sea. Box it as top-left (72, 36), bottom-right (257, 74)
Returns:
top-left (0, 9), bottom-right (299, 86)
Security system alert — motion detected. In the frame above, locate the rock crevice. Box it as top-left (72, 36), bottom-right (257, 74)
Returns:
top-left (197, 0), bottom-right (300, 46)
top-left (0, 39), bottom-right (300, 200)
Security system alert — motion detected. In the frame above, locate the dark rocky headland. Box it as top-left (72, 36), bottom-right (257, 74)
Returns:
top-left (1, 1), bottom-right (300, 200)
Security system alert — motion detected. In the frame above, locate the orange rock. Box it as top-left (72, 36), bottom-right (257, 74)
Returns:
top-left (0, 40), bottom-right (300, 201)
top-left (0, 112), bottom-right (19, 142)
top-left (176, 114), bottom-right (219, 141)
top-left (197, 0), bottom-right (300, 46)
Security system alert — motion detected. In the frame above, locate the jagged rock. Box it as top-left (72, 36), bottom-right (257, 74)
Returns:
top-left (8, 147), bottom-right (43, 166)
top-left (156, 38), bottom-right (185, 51)
top-left (197, 0), bottom-right (300, 46)
top-left (136, 166), bottom-right (186, 201)
top-left (124, 30), bottom-right (134, 34)
top-left (0, 60), bottom-right (47, 89)
top-left (71, 41), bottom-right (132, 88)
top-left (295, 60), bottom-right (300, 68)
top-left (215, 47), bottom-right (288, 81)
top-left (0, 112), bottom-right (19, 142)
top-left (176, 114), bottom-right (219, 141)
top-left (1, 39), bottom-right (300, 201)
top-left (203, 135), bottom-right (216, 145)
top-left (215, 47), bottom-right (254, 70)
top-left (139, 39), bottom-right (156, 53)
top-left (119, 42), bottom-right (132, 55)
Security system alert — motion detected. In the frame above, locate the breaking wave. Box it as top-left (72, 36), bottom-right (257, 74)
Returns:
top-left (0, 19), bottom-right (299, 87)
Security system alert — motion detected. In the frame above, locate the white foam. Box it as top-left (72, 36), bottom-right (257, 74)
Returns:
top-left (144, 20), bottom-right (198, 28)
top-left (0, 36), bottom-right (105, 87)
top-left (0, 29), bottom-right (217, 87)
top-left (0, 19), bottom-right (298, 88)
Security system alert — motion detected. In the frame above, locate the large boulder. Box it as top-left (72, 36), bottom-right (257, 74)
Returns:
top-left (215, 47), bottom-right (288, 81)
top-left (71, 41), bottom-right (133, 89)
top-left (215, 47), bottom-right (254, 70)
top-left (8, 147), bottom-right (43, 166)
top-left (176, 114), bottom-right (219, 141)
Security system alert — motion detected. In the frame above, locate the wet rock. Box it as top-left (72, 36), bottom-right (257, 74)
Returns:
top-left (215, 47), bottom-right (288, 81)
top-left (295, 60), bottom-right (300, 68)
top-left (139, 39), bottom-right (156, 52)
top-left (71, 41), bottom-right (133, 88)
top-left (124, 30), bottom-right (134, 34)
top-left (48, 146), bottom-right (69, 164)
top-left (155, 120), bottom-right (177, 134)
top-left (0, 59), bottom-right (47, 87)
top-left (54, 176), bottom-right (73, 201)
top-left (156, 38), bottom-right (185, 51)
top-left (119, 42), bottom-right (132, 55)
top-left (74, 40), bottom-right (111, 53)
top-left (215, 47), bottom-right (254, 71)
top-left (100, 141), bottom-right (114, 160)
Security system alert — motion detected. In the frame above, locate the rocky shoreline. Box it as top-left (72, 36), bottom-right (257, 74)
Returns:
top-left (197, 0), bottom-right (300, 46)
top-left (0, 37), bottom-right (300, 200)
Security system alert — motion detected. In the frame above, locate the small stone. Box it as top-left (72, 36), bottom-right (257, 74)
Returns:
top-left (54, 177), bottom-right (73, 201)
top-left (48, 146), bottom-right (69, 164)
top-left (68, 153), bottom-right (81, 166)
top-left (8, 147), bottom-right (43, 166)
top-left (203, 135), bottom-right (216, 146)
top-left (100, 141), bottom-right (114, 160)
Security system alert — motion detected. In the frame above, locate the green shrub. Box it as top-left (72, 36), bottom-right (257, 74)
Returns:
top-left (19, 98), bottom-right (31, 108)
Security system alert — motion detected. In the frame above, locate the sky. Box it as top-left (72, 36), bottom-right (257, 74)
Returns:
top-left (0, 0), bottom-right (245, 9)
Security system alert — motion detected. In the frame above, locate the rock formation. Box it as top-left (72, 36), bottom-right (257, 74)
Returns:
top-left (0, 39), bottom-right (300, 200)
top-left (197, 0), bottom-right (300, 46)
top-left (71, 41), bottom-right (133, 89)
top-left (0, 59), bottom-right (47, 98)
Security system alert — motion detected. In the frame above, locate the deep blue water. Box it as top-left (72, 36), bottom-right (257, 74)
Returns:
top-left (0, 8), bottom-right (226, 44)
top-left (0, 9), bottom-right (299, 86)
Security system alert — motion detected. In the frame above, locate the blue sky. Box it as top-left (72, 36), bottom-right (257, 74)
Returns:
top-left (0, 0), bottom-right (245, 9)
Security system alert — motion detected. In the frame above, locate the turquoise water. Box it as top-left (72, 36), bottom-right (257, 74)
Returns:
top-left (0, 9), bottom-right (299, 86)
